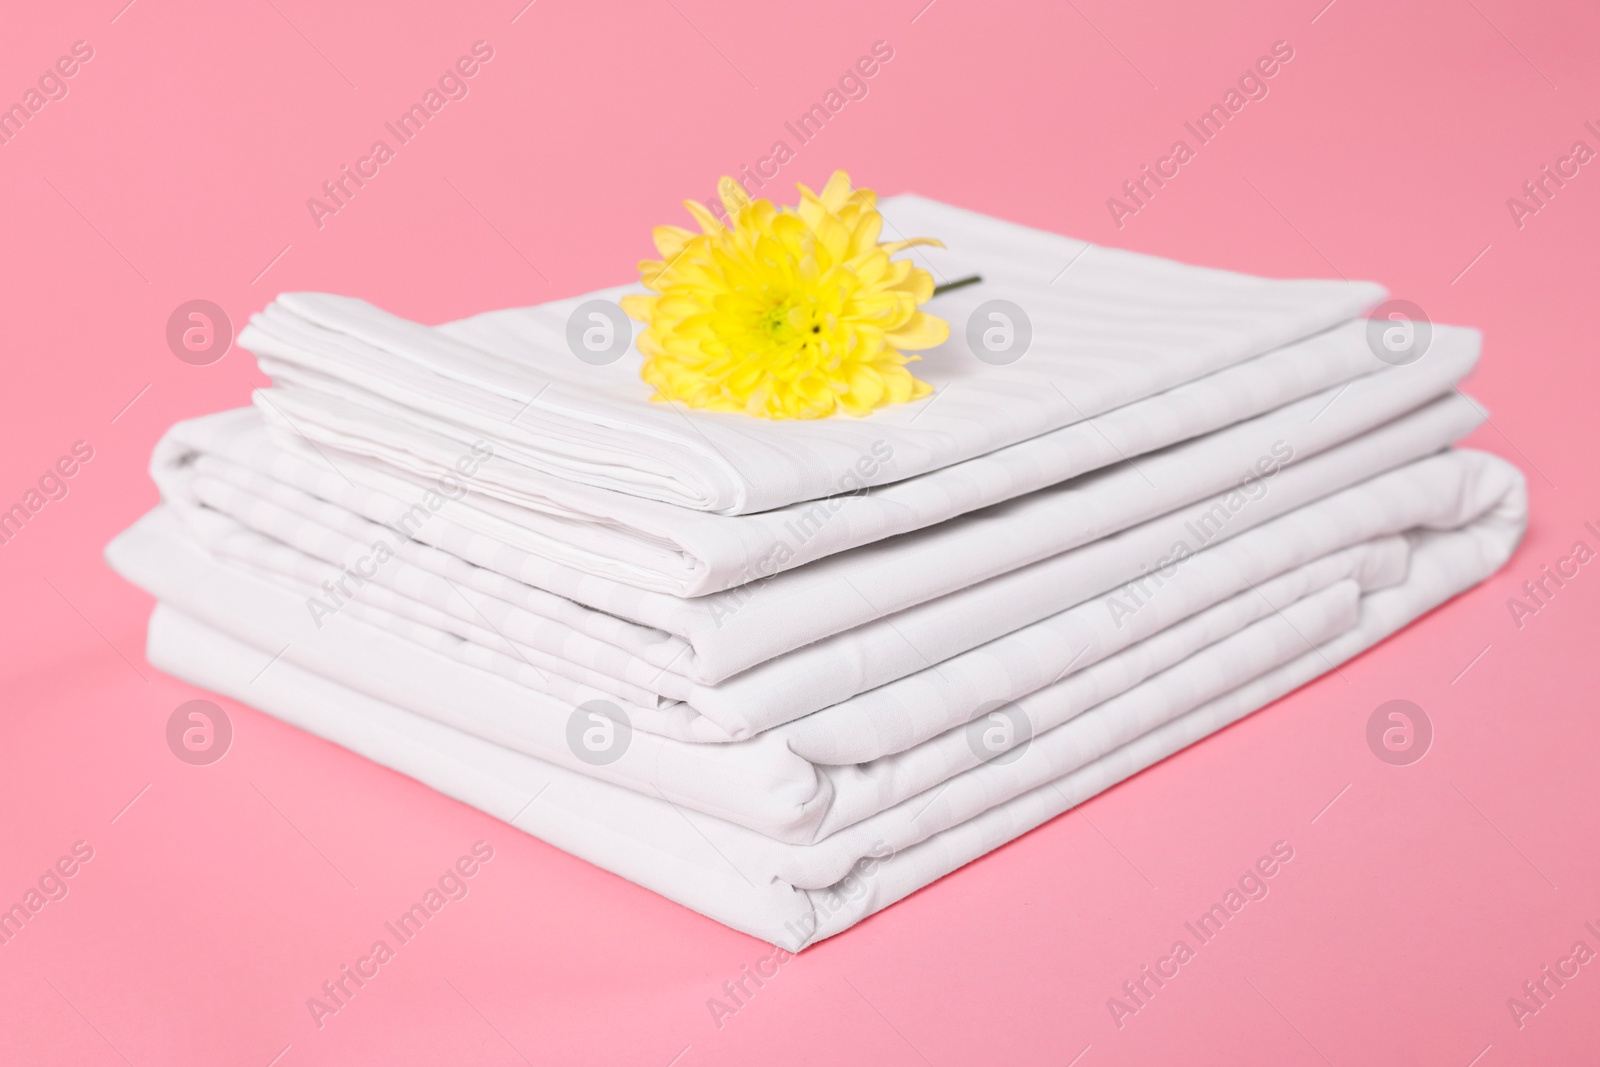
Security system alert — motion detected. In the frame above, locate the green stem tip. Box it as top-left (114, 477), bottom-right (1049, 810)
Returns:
top-left (931, 274), bottom-right (982, 297)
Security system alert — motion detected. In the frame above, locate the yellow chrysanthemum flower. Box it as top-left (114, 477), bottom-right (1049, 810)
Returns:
top-left (620, 170), bottom-right (950, 420)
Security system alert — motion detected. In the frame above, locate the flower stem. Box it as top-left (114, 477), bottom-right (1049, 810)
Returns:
top-left (931, 275), bottom-right (982, 297)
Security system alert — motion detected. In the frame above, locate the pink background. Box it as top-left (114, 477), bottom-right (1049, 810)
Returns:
top-left (2, 0), bottom-right (1597, 1062)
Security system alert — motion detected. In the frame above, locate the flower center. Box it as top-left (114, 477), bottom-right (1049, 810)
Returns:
top-left (761, 303), bottom-right (793, 340)
top-left (758, 299), bottom-right (821, 353)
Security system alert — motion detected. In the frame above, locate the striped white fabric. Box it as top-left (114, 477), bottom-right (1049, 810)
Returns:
top-left (104, 194), bottom-right (1525, 948)
top-left (110, 447), bottom-right (1525, 847)
top-left (150, 372), bottom-right (1481, 742)
top-left (239, 196), bottom-right (1384, 516)
top-left (127, 445), bottom-right (1524, 947)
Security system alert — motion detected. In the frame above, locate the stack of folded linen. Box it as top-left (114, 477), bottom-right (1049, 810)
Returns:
top-left (106, 195), bottom-right (1526, 949)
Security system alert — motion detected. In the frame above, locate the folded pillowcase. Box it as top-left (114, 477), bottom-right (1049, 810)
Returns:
top-left (238, 195), bottom-right (1384, 515)
top-left (245, 317), bottom-right (1458, 597)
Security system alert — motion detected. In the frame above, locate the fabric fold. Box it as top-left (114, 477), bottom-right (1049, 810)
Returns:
top-left (138, 447), bottom-right (1523, 947)
top-left (107, 447), bottom-right (1526, 845)
top-left (239, 196), bottom-right (1383, 515)
top-left (145, 388), bottom-right (1483, 745)
top-left (150, 330), bottom-right (1480, 714)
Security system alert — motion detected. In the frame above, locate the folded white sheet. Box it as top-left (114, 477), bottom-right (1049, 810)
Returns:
top-left (141, 449), bottom-right (1524, 947)
top-left (150, 386), bottom-right (1484, 747)
top-left (246, 316), bottom-right (1426, 598)
top-left (239, 196), bottom-right (1384, 516)
top-left (108, 447), bottom-right (1527, 845)
top-left (162, 316), bottom-right (1472, 601)
top-left (153, 334), bottom-right (1480, 707)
